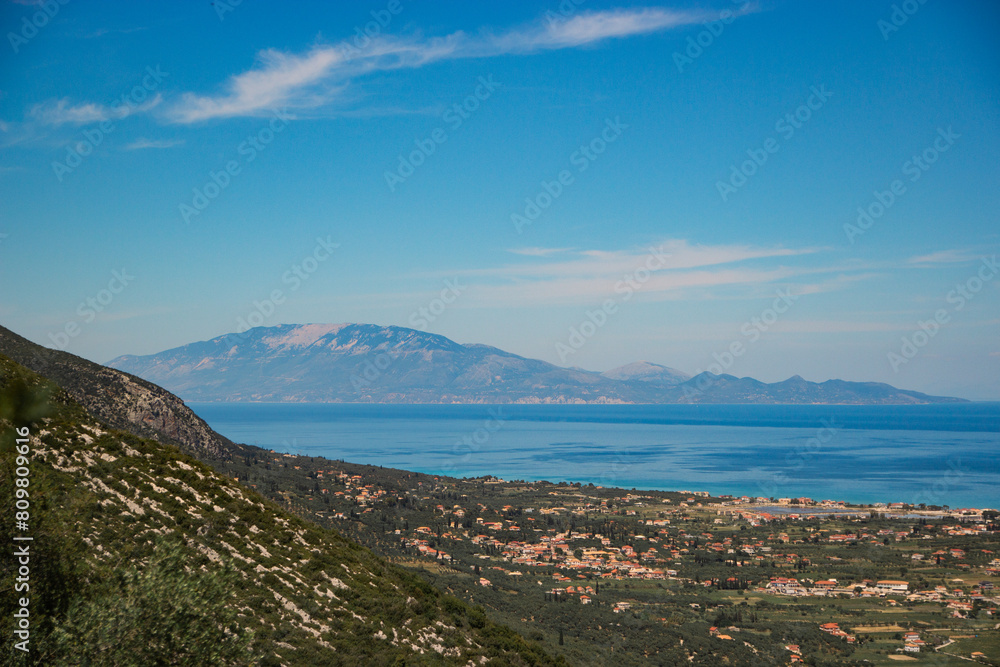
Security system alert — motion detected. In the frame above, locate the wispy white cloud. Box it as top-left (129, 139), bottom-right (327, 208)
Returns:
top-left (492, 7), bottom-right (714, 52)
top-left (466, 240), bottom-right (814, 280)
top-left (507, 247), bottom-right (575, 257)
top-left (469, 267), bottom-right (795, 306)
top-left (165, 7), bottom-right (736, 123)
top-left (907, 249), bottom-right (980, 265)
top-left (28, 99), bottom-right (110, 125)
top-left (426, 240), bottom-right (833, 307)
top-left (23, 6), bottom-right (753, 128)
top-left (123, 137), bottom-right (185, 150)
top-left (761, 319), bottom-right (902, 334)
top-left (28, 94), bottom-right (162, 126)
top-left (168, 47), bottom-right (344, 123)
top-left (84, 26), bottom-right (148, 39)
top-left (331, 104), bottom-right (441, 119)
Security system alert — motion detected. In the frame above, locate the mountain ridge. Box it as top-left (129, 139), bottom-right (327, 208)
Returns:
top-left (601, 360), bottom-right (692, 385)
top-left (106, 323), bottom-right (965, 405)
top-left (0, 323), bottom-right (239, 460)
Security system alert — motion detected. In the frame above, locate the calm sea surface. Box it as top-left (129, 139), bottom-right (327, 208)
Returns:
top-left (188, 403), bottom-right (1000, 509)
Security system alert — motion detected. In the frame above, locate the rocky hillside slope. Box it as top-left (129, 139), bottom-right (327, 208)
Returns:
top-left (0, 354), bottom-right (563, 665)
top-left (0, 324), bottom-right (238, 460)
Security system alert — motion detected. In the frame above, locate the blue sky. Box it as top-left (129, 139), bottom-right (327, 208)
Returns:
top-left (1, 0), bottom-right (998, 399)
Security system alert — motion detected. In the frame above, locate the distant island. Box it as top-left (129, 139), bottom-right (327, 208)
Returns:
top-left (106, 323), bottom-right (965, 405)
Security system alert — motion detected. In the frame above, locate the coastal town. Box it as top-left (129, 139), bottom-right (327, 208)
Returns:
top-left (234, 452), bottom-right (1000, 665)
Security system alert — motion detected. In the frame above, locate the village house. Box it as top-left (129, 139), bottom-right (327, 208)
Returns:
top-left (874, 580), bottom-right (909, 594)
top-left (818, 622), bottom-right (856, 643)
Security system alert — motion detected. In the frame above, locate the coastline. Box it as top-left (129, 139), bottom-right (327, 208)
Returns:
top-left (189, 401), bottom-right (1000, 511)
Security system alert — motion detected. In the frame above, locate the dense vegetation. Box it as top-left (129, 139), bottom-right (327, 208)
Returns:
top-left (0, 355), bottom-right (565, 665)
top-left (202, 449), bottom-right (1000, 666)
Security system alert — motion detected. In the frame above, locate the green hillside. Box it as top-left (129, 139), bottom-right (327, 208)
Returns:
top-left (0, 354), bottom-right (564, 666)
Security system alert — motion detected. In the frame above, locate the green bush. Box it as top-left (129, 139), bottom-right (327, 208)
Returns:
top-left (47, 540), bottom-right (258, 666)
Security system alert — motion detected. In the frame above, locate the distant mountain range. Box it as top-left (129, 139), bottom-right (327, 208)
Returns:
top-left (106, 323), bottom-right (965, 404)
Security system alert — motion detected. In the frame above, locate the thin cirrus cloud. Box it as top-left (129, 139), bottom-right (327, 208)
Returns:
top-left (489, 7), bottom-right (716, 51)
top-left (165, 7), bottom-right (731, 124)
top-left (507, 247), bottom-right (576, 257)
top-left (167, 47), bottom-right (346, 124)
top-left (428, 240), bottom-right (835, 306)
top-left (28, 94), bottom-right (163, 126)
top-left (459, 266), bottom-right (834, 308)
top-left (465, 240), bottom-right (815, 280)
top-left (123, 137), bottom-right (185, 150)
top-left (906, 249), bottom-right (983, 265)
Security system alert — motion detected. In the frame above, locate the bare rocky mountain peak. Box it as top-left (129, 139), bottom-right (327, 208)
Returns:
top-left (104, 323), bottom-right (964, 405)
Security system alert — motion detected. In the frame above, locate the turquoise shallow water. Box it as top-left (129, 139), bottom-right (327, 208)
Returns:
top-left (188, 403), bottom-right (1000, 509)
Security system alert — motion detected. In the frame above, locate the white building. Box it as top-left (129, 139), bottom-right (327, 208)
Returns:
top-left (875, 580), bottom-right (909, 594)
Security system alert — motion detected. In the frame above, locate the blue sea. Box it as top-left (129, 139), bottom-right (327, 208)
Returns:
top-left (188, 403), bottom-right (1000, 509)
